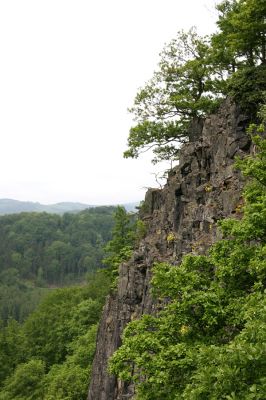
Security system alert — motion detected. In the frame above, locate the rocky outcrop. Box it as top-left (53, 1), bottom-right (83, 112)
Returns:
top-left (88, 98), bottom-right (252, 400)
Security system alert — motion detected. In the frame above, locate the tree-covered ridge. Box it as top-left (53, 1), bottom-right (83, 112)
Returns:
top-left (0, 199), bottom-right (94, 215)
top-left (0, 206), bottom-right (116, 324)
top-left (0, 206), bottom-right (115, 283)
top-left (109, 125), bottom-right (266, 398)
top-left (0, 199), bottom-right (139, 215)
top-left (124, 0), bottom-right (265, 163)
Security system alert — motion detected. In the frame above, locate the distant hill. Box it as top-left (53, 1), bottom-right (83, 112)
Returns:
top-left (0, 199), bottom-right (139, 215)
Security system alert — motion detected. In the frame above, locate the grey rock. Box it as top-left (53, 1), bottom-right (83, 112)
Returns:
top-left (88, 98), bottom-right (253, 400)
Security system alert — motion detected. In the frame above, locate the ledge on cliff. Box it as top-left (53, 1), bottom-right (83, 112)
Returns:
top-left (88, 98), bottom-right (253, 400)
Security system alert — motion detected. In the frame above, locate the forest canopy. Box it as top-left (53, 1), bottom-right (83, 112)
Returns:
top-left (0, 206), bottom-right (137, 400)
top-left (0, 206), bottom-right (116, 324)
top-left (0, 271), bottom-right (112, 400)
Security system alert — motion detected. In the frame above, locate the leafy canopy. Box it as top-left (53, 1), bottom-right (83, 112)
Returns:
top-left (124, 29), bottom-right (220, 163)
top-left (103, 206), bottom-right (136, 274)
top-left (212, 0), bottom-right (266, 69)
top-left (124, 0), bottom-right (266, 163)
top-left (0, 271), bottom-right (111, 400)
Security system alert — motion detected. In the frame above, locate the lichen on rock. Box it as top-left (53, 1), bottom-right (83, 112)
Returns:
top-left (87, 99), bottom-right (253, 400)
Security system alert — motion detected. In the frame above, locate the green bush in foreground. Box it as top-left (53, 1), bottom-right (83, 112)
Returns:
top-left (0, 271), bottom-right (111, 399)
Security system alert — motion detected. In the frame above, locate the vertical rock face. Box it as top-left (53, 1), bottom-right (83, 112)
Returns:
top-left (88, 99), bottom-right (252, 400)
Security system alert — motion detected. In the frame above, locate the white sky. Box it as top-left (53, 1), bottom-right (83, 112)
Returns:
top-left (0, 0), bottom-right (218, 205)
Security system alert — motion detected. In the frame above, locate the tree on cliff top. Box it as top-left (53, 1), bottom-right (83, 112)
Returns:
top-left (124, 0), bottom-right (266, 164)
top-left (212, 0), bottom-right (266, 114)
top-left (212, 0), bottom-right (266, 69)
top-left (123, 29), bottom-right (220, 164)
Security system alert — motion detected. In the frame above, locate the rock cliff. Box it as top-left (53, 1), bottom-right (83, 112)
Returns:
top-left (88, 98), bottom-right (252, 400)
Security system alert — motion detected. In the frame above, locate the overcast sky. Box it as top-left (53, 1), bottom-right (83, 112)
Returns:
top-left (0, 0), bottom-right (218, 205)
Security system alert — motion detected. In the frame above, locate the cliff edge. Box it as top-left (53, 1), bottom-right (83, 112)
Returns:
top-left (88, 98), bottom-right (252, 400)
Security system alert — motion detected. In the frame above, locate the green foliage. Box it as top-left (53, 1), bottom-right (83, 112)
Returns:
top-left (124, 29), bottom-right (220, 163)
top-left (0, 207), bottom-right (115, 285)
top-left (203, 0), bottom-right (266, 114)
top-left (44, 363), bottom-right (88, 400)
top-left (212, 0), bottom-right (266, 68)
top-left (0, 319), bottom-right (25, 386)
top-left (124, 0), bottom-right (266, 163)
top-left (226, 65), bottom-right (266, 115)
top-left (0, 206), bottom-right (115, 324)
top-left (22, 278), bottom-right (107, 367)
top-left (0, 271), bottom-right (111, 399)
top-left (44, 325), bottom-right (98, 400)
top-left (109, 134), bottom-right (266, 399)
top-left (0, 282), bottom-right (48, 324)
top-left (0, 360), bottom-right (45, 400)
top-left (103, 206), bottom-right (136, 274)
top-left (135, 220), bottom-right (147, 242)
